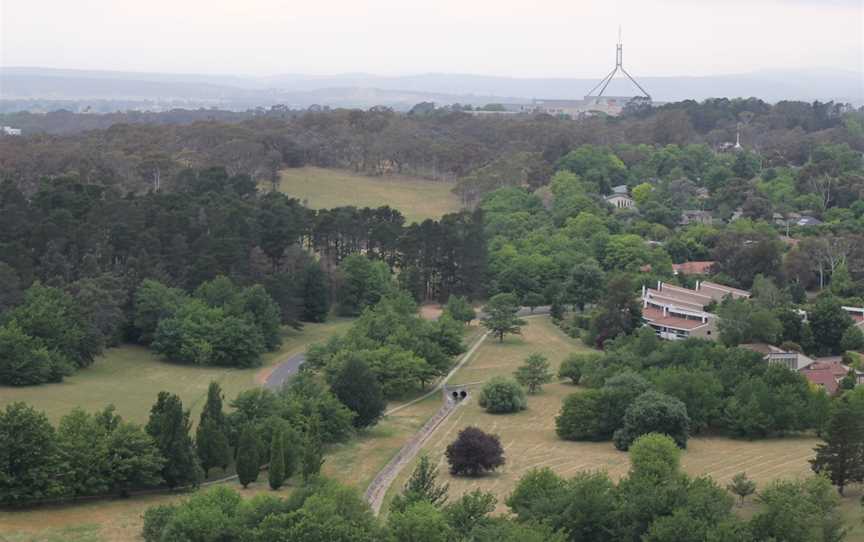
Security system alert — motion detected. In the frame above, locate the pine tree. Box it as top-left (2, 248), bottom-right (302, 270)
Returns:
top-left (811, 395), bottom-right (864, 495)
top-left (302, 263), bottom-right (330, 322)
top-left (301, 415), bottom-right (324, 484)
top-left (727, 472), bottom-right (757, 506)
top-left (196, 382), bottom-right (231, 477)
top-left (236, 425), bottom-right (260, 488)
top-left (268, 426), bottom-right (286, 490)
top-left (146, 392), bottom-right (202, 488)
top-left (331, 354), bottom-right (386, 428)
top-left (390, 454), bottom-right (450, 513)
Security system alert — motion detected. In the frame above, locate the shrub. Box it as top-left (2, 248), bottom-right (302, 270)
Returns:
top-left (478, 377), bottom-right (527, 414)
top-left (558, 352), bottom-right (602, 385)
top-left (613, 391), bottom-right (690, 451)
top-left (446, 426), bottom-right (505, 476)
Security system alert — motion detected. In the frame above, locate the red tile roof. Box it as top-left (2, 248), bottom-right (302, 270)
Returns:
top-left (800, 370), bottom-right (839, 395)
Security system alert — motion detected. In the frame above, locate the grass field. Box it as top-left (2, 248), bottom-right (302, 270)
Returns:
top-left (275, 167), bottom-right (461, 224)
top-left (0, 322), bottom-right (482, 542)
top-left (382, 317), bottom-right (864, 537)
top-left (0, 318), bottom-right (353, 425)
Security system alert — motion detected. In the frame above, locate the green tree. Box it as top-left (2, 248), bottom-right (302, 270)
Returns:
top-left (0, 321), bottom-right (72, 385)
top-left (726, 472), bottom-right (756, 506)
top-left (330, 354), bottom-right (386, 428)
top-left (830, 261), bottom-right (854, 297)
top-left (302, 415), bottom-right (325, 483)
top-left (282, 425), bottom-right (300, 481)
top-left (388, 501), bottom-right (454, 542)
top-left (809, 296), bottom-right (855, 355)
top-left (236, 425), bottom-right (260, 488)
top-left (0, 403), bottom-right (63, 505)
top-left (614, 391), bottom-right (691, 451)
top-left (556, 389), bottom-right (610, 441)
top-left (478, 377), bottom-right (527, 414)
top-left (444, 295), bottom-right (475, 324)
top-left (750, 477), bottom-right (845, 542)
top-left (336, 254), bottom-right (393, 316)
top-left (237, 284), bottom-right (283, 351)
top-left (443, 489), bottom-right (496, 533)
top-left (390, 454), bottom-right (450, 513)
top-left (841, 326), bottom-right (864, 352)
top-left (482, 293), bottom-right (525, 342)
top-left (268, 425), bottom-right (286, 490)
top-left (196, 382), bottom-right (231, 477)
top-left (565, 260), bottom-right (605, 311)
top-left (588, 274), bottom-right (642, 347)
top-left (56, 408), bottom-right (110, 497)
top-left (810, 394), bottom-right (864, 495)
top-left (628, 433), bottom-right (682, 481)
top-left (652, 367), bottom-right (723, 433)
top-left (717, 298), bottom-right (781, 346)
top-left (146, 392), bottom-right (202, 488)
top-left (558, 352), bottom-right (602, 385)
top-left (514, 353), bottom-right (553, 394)
top-left (133, 279), bottom-right (186, 344)
top-left (302, 262), bottom-right (331, 322)
top-left (104, 421), bottom-right (164, 497)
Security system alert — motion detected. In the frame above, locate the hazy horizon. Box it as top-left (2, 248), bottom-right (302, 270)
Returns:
top-left (2, 0), bottom-right (862, 80)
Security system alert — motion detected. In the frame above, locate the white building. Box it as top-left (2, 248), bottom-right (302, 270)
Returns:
top-left (1, 126), bottom-right (22, 136)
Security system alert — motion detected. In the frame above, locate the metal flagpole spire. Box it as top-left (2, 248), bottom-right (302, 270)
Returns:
top-left (586, 27), bottom-right (651, 100)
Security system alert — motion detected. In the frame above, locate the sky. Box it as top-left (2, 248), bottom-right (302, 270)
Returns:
top-left (1, 0), bottom-right (861, 78)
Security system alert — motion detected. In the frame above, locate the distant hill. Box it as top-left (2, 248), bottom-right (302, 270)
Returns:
top-left (1, 66), bottom-right (861, 112)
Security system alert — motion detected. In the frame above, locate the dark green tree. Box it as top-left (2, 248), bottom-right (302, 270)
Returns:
top-left (268, 425), bottom-right (286, 490)
top-left (809, 296), bottom-right (855, 355)
top-left (196, 382), bottom-right (231, 477)
top-left (0, 402), bottom-right (62, 505)
top-left (301, 415), bottom-right (325, 483)
top-left (613, 391), bottom-right (691, 451)
top-left (302, 262), bottom-right (330, 322)
top-left (444, 295), bottom-right (475, 324)
top-left (330, 354), bottom-right (386, 428)
top-left (810, 394), bottom-right (864, 495)
top-left (565, 260), bottom-right (605, 311)
top-left (146, 392), bottom-right (202, 488)
top-left (105, 422), bottom-right (165, 497)
top-left (236, 425), bottom-right (260, 488)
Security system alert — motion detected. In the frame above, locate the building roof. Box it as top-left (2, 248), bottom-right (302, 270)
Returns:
top-left (642, 305), bottom-right (710, 331)
top-left (800, 369), bottom-right (839, 394)
top-left (796, 216), bottom-right (823, 226)
top-left (698, 281), bottom-right (751, 300)
top-left (611, 185), bottom-right (630, 195)
top-left (672, 261), bottom-right (715, 275)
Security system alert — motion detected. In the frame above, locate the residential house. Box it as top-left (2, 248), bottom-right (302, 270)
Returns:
top-left (739, 343), bottom-right (815, 371)
top-left (640, 281), bottom-right (750, 341)
top-left (799, 360), bottom-right (863, 395)
top-left (605, 185), bottom-right (635, 210)
top-left (843, 306), bottom-right (864, 329)
top-left (796, 216), bottom-right (823, 227)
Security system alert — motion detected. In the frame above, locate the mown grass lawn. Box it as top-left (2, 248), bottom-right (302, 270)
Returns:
top-left (382, 317), bottom-right (858, 534)
top-left (274, 167), bottom-right (461, 224)
top-left (0, 318), bottom-right (353, 425)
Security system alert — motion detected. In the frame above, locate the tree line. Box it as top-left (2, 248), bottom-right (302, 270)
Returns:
top-left (138, 432), bottom-right (846, 542)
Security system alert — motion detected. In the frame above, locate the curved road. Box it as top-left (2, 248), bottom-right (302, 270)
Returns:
top-left (263, 305), bottom-right (548, 391)
top-left (264, 353), bottom-right (306, 390)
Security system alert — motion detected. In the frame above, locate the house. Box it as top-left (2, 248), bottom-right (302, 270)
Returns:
top-left (680, 210), bottom-right (713, 226)
top-left (796, 216), bottom-right (823, 227)
top-left (605, 185), bottom-right (635, 210)
top-left (672, 261), bottom-right (715, 276)
top-left (739, 343), bottom-right (815, 371)
top-left (799, 360), bottom-right (863, 395)
top-left (640, 281), bottom-right (750, 341)
top-left (1, 126), bottom-right (22, 136)
top-left (843, 307), bottom-right (864, 329)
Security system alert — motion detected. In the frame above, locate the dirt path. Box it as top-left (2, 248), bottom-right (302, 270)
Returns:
top-left (363, 330), bottom-right (489, 513)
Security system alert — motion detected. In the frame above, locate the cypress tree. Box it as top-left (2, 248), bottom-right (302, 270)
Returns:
top-left (196, 382), bottom-right (231, 477)
top-left (146, 392), bottom-right (202, 488)
top-left (302, 263), bottom-right (330, 322)
top-left (282, 425), bottom-right (299, 480)
top-left (195, 418), bottom-right (231, 478)
top-left (268, 426), bottom-right (286, 490)
top-left (301, 415), bottom-right (324, 484)
top-left (236, 425), bottom-right (260, 488)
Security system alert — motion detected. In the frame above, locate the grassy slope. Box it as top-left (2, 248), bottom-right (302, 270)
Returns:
top-left (0, 319), bottom-right (353, 425)
top-left (275, 167), bottom-right (461, 224)
top-left (383, 317), bottom-right (864, 537)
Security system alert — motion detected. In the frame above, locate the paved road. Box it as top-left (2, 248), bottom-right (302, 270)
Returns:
top-left (264, 353), bottom-right (306, 390)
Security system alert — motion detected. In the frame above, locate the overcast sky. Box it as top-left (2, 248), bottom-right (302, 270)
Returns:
top-left (1, 0), bottom-right (861, 78)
